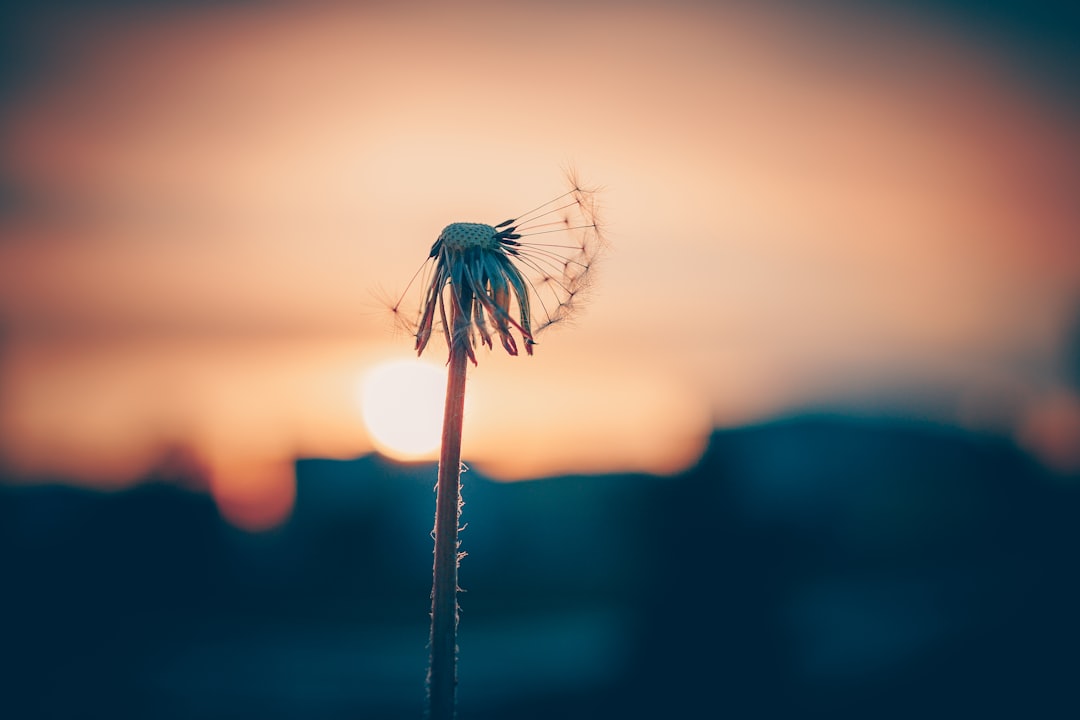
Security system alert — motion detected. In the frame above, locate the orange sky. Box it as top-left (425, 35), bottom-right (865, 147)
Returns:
top-left (1, 0), bottom-right (1078, 528)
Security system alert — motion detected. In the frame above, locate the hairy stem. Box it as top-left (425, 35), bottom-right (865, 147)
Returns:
top-left (427, 334), bottom-right (468, 720)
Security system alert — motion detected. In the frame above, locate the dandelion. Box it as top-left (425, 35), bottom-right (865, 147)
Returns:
top-left (393, 173), bottom-right (604, 720)
top-left (393, 172), bottom-right (603, 365)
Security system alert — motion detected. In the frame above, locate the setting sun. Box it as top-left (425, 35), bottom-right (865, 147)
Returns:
top-left (358, 359), bottom-right (446, 460)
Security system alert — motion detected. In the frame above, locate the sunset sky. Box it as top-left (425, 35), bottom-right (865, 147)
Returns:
top-left (1, 0), bottom-right (1077, 528)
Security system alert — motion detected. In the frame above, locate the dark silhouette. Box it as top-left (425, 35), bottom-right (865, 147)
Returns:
top-left (1, 417), bottom-right (1077, 719)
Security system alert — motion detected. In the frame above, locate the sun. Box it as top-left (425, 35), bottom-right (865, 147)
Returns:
top-left (358, 359), bottom-right (446, 460)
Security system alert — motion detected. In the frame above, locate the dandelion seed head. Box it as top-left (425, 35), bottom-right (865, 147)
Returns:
top-left (389, 174), bottom-right (605, 364)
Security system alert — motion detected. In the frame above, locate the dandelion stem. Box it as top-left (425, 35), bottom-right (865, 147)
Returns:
top-left (428, 317), bottom-right (469, 720)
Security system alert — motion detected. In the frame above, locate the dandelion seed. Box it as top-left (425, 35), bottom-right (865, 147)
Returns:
top-left (396, 175), bottom-right (604, 365)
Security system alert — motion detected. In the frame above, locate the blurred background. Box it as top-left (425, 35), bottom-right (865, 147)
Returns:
top-left (1, 0), bottom-right (1078, 717)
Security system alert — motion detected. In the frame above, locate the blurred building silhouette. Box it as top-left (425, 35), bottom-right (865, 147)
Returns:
top-left (1, 417), bottom-right (1078, 719)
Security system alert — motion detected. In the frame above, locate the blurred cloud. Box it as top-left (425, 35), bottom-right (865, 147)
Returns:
top-left (1, 0), bottom-right (1078, 525)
